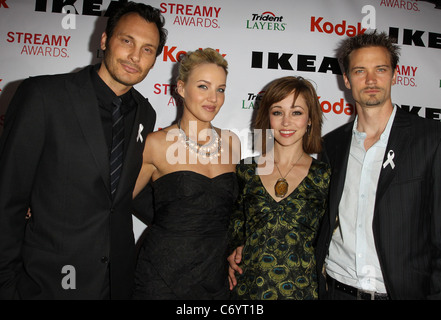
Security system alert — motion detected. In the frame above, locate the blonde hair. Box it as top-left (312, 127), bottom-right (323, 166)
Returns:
top-left (177, 48), bottom-right (228, 83)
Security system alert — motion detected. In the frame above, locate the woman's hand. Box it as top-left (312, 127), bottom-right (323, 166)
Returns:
top-left (227, 246), bottom-right (244, 290)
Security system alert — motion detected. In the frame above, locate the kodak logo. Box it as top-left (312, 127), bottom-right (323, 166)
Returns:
top-left (310, 16), bottom-right (366, 37)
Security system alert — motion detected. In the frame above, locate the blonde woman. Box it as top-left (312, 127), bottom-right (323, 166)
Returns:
top-left (133, 48), bottom-right (240, 299)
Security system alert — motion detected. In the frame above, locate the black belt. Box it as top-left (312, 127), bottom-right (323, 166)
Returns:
top-left (327, 275), bottom-right (389, 300)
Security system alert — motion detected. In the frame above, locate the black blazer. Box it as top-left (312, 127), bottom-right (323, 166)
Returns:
top-left (0, 65), bottom-right (155, 299)
top-left (316, 107), bottom-right (441, 299)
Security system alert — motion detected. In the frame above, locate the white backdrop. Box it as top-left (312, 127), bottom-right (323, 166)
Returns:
top-left (1, 0), bottom-right (440, 240)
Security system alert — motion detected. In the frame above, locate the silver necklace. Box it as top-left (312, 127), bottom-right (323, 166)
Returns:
top-left (274, 152), bottom-right (304, 198)
top-left (177, 120), bottom-right (222, 159)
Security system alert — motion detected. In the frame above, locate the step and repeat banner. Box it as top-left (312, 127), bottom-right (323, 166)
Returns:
top-left (1, 0), bottom-right (440, 238)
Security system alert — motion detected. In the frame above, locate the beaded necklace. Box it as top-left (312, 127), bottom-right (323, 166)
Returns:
top-left (177, 120), bottom-right (222, 159)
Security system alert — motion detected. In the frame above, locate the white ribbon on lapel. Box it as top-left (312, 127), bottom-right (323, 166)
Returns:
top-left (137, 124), bottom-right (144, 143)
top-left (382, 150), bottom-right (395, 169)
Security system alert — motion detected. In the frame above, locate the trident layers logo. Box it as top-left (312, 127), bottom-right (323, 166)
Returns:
top-left (246, 11), bottom-right (286, 31)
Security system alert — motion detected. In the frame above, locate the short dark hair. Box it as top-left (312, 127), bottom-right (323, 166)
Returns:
top-left (105, 1), bottom-right (167, 56)
top-left (254, 76), bottom-right (324, 154)
top-left (338, 31), bottom-right (400, 74)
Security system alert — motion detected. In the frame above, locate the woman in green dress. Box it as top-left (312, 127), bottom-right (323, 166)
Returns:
top-left (228, 76), bottom-right (330, 300)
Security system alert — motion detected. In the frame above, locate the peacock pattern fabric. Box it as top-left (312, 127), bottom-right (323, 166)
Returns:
top-left (229, 158), bottom-right (330, 300)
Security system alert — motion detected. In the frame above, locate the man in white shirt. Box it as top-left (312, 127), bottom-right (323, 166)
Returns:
top-left (316, 31), bottom-right (441, 300)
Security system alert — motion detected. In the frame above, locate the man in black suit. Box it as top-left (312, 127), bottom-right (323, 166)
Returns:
top-left (0, 2), bottom-right (167, 299)
top-left (316, 32), bottom-right (441, 299)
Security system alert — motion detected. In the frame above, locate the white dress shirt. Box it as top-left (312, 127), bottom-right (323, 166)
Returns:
top-left (325, 106), bottom-right (397, 293)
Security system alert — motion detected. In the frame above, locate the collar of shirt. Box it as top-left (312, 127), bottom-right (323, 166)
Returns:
top-left (90, 64), bottom-right (136, 115)
top-left (352, 105), bottom-right (397, 148)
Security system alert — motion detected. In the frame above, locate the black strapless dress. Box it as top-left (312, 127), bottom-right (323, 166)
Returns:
top-left (133, 171), bottom-right (238, 300)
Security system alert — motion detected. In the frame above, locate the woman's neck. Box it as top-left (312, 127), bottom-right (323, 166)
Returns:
top-left (178, 117), bottom-right (212, 143)
top-left (272, 143), bottom-right (304, 166)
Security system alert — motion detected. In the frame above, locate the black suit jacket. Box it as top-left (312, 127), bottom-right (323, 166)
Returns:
top-left (0, 65), bottom-right (155, 299)
top-left (316, 107), bottom-right (441, 299)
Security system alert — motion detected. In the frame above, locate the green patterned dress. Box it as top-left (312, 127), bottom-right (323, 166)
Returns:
top-left (229, 157), bottom-right (330, 300)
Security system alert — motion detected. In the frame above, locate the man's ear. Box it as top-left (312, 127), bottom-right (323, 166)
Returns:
top-left (343, 73), bottom-right (351, 90)
top-left (391, 68), bottom-right (397, 86)
top-left (100, 32), bottom-right (107, 51)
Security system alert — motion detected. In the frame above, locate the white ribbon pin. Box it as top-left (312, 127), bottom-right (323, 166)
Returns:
top-left (382, 150), bottom-right (395, 169)
top-left (136, 124), bottom-right (144, 143)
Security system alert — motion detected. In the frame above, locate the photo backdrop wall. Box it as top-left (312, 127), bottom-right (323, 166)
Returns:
top-left (1, 0), bottom-right (440, 240)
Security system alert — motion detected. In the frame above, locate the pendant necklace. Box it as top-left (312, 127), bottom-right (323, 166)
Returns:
top-left (177, 120), bottom-right (222, 160)
top-left (274, 152), bottom-right (304, 198)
